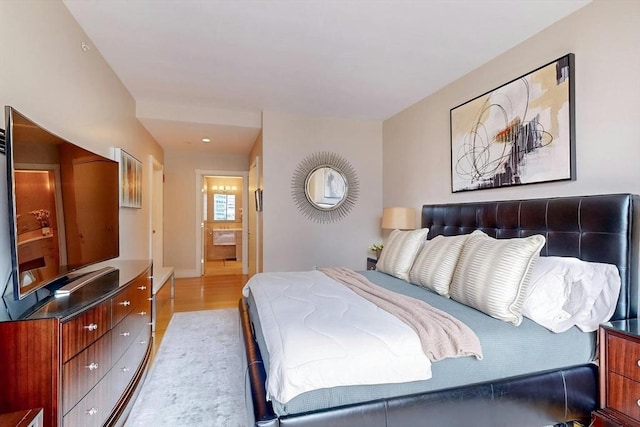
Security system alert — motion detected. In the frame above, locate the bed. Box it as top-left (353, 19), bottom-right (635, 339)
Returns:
top-left (240, 193), bottom-right (639, 427)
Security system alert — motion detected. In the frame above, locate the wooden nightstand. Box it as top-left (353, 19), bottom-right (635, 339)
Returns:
top-left (366, 257), bottom-right (377, 270)
top-left (593, 319), bottom-right (640, 427)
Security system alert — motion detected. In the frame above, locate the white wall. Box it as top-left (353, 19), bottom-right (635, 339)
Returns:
top-left (163, 149), bottom-right (249, 276)
top-left (383, 0), bottom-right (640, 212)
top-left (0, 1), bottom-right (163, 295)
top-left (262, 110), bottom-right (382, 272)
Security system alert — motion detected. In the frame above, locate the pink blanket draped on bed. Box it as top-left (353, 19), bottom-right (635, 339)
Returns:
top-left (320, 267), bottom-right (483, 361)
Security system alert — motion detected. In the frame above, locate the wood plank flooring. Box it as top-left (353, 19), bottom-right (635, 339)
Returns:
top-left (151, 273), bottom-right (248, 360)
top-left (205, 260), bottom-right (243, 276)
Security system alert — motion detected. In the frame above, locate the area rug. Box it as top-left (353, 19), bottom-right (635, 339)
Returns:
top-left (126, 309), bottom-right (247, 427)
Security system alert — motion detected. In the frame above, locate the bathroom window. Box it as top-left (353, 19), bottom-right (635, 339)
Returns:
top-left (213, 194), bottom-right (236, 221)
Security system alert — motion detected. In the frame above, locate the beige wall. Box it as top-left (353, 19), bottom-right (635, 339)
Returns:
top-left (383, 0), bottom-right (640, 212)
top-left (163, 149), bottom-right (248, 276)
top-left (0, 0), bottom-right (164, 289)
top-left (262, 110), bottom-right (383, 272)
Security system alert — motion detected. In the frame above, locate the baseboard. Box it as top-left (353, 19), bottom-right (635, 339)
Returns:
top-left (174, 269), bottom-right (199, 278)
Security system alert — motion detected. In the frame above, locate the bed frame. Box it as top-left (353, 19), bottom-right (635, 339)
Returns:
top-left (240, 193), bottom-right (639, 427)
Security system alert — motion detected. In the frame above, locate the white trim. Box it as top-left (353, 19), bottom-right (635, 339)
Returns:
top-left (148, 155), bottom-right (163, 262)
top-left (194, 169), bottom-right (249, 276)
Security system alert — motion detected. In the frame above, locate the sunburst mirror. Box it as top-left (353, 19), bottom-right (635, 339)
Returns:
top-left (291, 151), bottom-right (359, 223)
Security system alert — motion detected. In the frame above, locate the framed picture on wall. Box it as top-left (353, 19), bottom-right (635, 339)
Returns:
top-left (450, 53), bottom-right (576, 193)
top-left (114, 148), bottom-right (142, 208)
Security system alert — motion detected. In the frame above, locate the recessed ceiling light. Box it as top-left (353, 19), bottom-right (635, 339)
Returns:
top-left (202, 138), bottom-right (211, 143)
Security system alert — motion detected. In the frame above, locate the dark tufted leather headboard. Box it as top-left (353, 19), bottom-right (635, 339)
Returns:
top-left (422, 193), bottom-right (640, 321)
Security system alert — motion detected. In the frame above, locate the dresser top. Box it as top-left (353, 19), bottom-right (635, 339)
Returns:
top-left (21, 260), bottom-right (151, 321)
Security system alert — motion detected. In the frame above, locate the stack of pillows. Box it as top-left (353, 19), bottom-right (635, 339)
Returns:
top-left (376, 228), bottom-right (621, 332)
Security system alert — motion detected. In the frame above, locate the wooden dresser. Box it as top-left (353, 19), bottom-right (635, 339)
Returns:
top-left (593, 319), bottom-right (640, 427)
top-left (0, 260), bottom-right (152, 427)
top-left (0, 408), bottom-right (44, 427)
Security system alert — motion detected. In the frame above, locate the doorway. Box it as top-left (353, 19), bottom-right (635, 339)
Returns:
top-left (195, 170), bottom-right (248, 276)
top-left (149, 155), bottom-right (164, 269)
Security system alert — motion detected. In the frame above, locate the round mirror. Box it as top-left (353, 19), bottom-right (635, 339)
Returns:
top-left (305, 166), bottom-right (348, 210)
top-left (292, 152), bottom-right (359, 223)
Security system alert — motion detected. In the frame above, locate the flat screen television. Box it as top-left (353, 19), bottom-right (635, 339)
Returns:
top-left (4, 106), bottom-right (119, 300)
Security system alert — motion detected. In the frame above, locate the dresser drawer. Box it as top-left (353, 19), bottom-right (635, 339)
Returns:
top-left (111, 309), bottom-right (146, 362)
top-left (129, 274), bottom-right (152, 309)
top-left (112, 326), bottom-right (151, 396)
top-left (62, 372), bottom-right (115, 427)
top-left (112, 287), bottom-right (135, 326)
top-left (62, 301), bottom-right (110, 362)
top-left (608, 372), bottom-right (640, 422)
top-left (62, 330), bottom-right (111, 415)
top-left (608, 334), bottom-right (640, 382)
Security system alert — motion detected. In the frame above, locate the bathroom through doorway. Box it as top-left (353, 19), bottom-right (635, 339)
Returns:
top-left (197, 171), bottom-right (248, 276)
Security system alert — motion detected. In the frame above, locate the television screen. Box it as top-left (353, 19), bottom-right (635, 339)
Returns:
top-left (5, 107), bottom-right (119, 300)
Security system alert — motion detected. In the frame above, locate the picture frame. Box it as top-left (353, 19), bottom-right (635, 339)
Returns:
top-left (450, 53), bottom-right (575, 193)
top-left (255, 188), bottom-right (263, 212)
top-left (114, 148), bottom-right (142, 208)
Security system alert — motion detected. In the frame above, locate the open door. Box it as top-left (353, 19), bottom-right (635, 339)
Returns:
top-left (149, 155), bottom-right (164, 269)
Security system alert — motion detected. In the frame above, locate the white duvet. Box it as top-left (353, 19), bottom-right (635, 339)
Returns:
top-left (242, 270), bottom-right (432, 404)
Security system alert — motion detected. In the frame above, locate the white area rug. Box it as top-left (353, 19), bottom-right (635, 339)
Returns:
top-left (126, 309), bottom-right (247, 427)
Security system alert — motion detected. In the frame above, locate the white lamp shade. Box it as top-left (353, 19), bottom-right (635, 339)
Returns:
top-left (381, 207), bottom-right (416, 230)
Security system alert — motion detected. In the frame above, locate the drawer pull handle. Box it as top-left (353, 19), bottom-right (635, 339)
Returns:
top-left (637, 359), bottom-right (640, 368)
top-left (637, 399), bottom-right (640, 407)
top-left (139, 311), bottom-right (147, 316)
top-left (138, 286), bottom-right (147, 290)
top-left (84, 323), bottom-right (98, 331)
top-left (139, 340), bottom-right (147, 345)
top-left (121, 367), bottom-right (130, 373)
top-left (86, 408), bottom-right (98, 416)
top-left (120, 331), bottom-right (130, 337)
top-left (119, 300), bottom-right (131, 306)
top-left (86, 362), bottom-right (99, 371)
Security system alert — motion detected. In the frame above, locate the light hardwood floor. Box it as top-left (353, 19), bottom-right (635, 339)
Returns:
top-left (151, 273), bottom-right (248, 360)
top-left (205, 260), bottom-right (243, 276)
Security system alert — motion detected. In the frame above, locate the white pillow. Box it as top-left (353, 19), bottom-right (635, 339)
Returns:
top-left (377, 228), bottom-right (429, 281)
top-left (450, 230), bottom-right (545, 326)
top-left (408, 234), bottom-right (469, 297)
top-left (522, 256), bottom-right (621, 333)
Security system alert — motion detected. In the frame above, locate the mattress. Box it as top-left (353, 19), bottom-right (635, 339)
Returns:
top-left (247, 270), bottom-right (596, 416)
top-left (243, 270), bottom-right (433, 404)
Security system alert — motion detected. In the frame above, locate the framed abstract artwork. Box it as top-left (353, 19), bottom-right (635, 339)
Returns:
top-left (450, 53), bottom-right (575, 193)
top-left (114, 148), bottom-right (142, 208)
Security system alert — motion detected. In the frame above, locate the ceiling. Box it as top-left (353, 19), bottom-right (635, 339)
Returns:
top-left (62, 0), bottom-right (591, 155)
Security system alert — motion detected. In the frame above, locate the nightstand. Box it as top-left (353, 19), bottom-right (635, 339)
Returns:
top-left (366, 257), bottom-right (377, 270)
top-left (593, 319), bottom-right (640, 427)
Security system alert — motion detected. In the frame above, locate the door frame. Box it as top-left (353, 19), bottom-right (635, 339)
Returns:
top-left (195, 169), bottom-right (249, 276)
top-left (148, 155), bottom-right (164, 269)
top-left (248, 157), bottom-right (260, 276)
